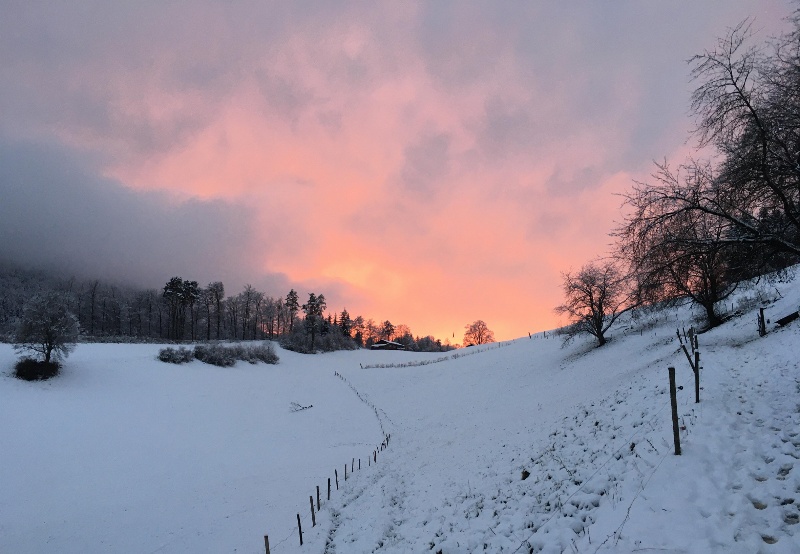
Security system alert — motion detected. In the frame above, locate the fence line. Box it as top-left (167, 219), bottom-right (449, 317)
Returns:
top-left (361, 340), bottom-right (513, 370)
top-left (264, 371), bottom-right (392, 552)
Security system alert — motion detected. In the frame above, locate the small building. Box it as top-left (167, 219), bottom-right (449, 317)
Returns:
top-left (370, 339), bottom-right (405, 351)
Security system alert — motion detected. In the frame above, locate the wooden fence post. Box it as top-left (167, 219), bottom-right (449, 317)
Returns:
top-left (344, 463), bottom-right (347, 481)
top-left (694, 350), bottom-right (700, 403)
top-left (358, 458), bottom-right (361, 470)
top-left (328, 477), bottom-right (331, 500)
top-left (352, 458), bottom-right (355, 473)
top-left (317, 485), bottom-right (321, 511)
top-left (264, 535), bottom-right (270, 554)
top-left (335, 469), bottom-right (339, 490)
top-left (297, 513), bottom-right (303, 546)
top-left (669, 367), bottom-right (681, 455)
top-left (310, 495), bottom-right (316, 527)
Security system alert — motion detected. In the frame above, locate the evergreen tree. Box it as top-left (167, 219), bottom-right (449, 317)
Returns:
top-left (286, 289), bottom-right (299, 331)
top-left (302, 293), bottom-right (326, 350)
top-left (339, 308), bottom-right (352, 337)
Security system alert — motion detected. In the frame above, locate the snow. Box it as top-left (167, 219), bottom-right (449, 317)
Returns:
top-left (2, 271), bottom-right (800, 553)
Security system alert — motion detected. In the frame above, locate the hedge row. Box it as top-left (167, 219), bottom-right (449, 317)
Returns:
top-left (158, 343), bottom-right (279, 367)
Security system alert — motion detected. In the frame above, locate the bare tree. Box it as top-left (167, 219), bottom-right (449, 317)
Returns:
top-left (555, 262), bottom-right (633, 347)
top-left (650, 19), bottom-right (800, 259)
top-left (617, 165), bottom-right (744, 327)
top-left (252, 290), bottom-right (264, 339)
top-left (463, 320), bottom-right (495, 346)
top-left (14, 292), bottom-right (80, 363)
top-left (206, 282), bottom-right (225, 340)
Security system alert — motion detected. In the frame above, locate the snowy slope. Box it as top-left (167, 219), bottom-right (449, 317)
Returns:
top-left (2, 271), bottom-right (799, 553)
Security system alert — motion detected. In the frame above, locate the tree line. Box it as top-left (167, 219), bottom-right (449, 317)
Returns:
top-left (0, 263), bottom-right (455, 352)
top-left (556, 12), bottom-right (800, 346)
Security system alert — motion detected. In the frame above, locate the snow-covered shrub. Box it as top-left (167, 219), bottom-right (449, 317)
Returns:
top-left (193, 344), bottom-right (236, 367)
top-left (241, 343), bottom-right (279, 364)
top-left (192, 343), bottom-right (279, 366)
top-left (157, 343), bottom-right (280, 366)
top-left (157, 346), bottom-right (194, 364)
top-left (316, 332), bottom-right (358, 353)
top-left (279, 328), bottom-right (314, 353)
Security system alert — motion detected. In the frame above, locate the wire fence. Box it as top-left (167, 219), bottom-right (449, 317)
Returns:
top-left (264, 371), bottom-right (392, 553)
top-left (360, 340), bottom-right (514, 369)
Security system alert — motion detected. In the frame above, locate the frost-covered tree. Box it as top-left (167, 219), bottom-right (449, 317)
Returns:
top-left (14, 292), bottom-right (80, 363)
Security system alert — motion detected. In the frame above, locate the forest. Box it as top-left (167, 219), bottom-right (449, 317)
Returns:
top-left (0, 263), bottom-right (454, 354)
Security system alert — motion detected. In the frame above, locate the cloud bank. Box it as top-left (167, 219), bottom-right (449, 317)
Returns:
top-left (0, 1), bottom-right (793, 339)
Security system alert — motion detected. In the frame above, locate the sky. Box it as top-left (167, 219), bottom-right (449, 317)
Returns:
top-left (0, 1), bottom-right (794, 342)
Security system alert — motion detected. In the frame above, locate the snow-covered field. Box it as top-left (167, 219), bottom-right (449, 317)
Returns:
top-left (2, 272), bottom-right (800, 553)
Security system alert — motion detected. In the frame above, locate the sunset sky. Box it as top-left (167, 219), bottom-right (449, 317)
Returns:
top-left (0, 1), bottom-right (793, 342)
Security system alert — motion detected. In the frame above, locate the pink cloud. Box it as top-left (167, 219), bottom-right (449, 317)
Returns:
top-left (2, 1), bottom-right (793, 340)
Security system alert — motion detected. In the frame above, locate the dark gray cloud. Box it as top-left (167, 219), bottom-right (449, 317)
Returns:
top-left (0, 138), bottom-right (268, 290)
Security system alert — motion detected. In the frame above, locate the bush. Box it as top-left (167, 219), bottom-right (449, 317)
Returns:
top-left (316, 332), bottom-right (358, 353)
top-left (159, 342), bottom-right (280, 367)
top-left (241, 343), bottom-right (279, 364)
top-left (157, 346), bottom-right (194, 364)
top-left (15, 358), bottom-right (60, 381)
top-left (279, 328), bottom-right (314, 353)
top-left (193, 344), bottom-right (236, 367)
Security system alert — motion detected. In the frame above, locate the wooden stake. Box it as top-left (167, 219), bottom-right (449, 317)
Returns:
top-left (328, 477), bottom-right (331, 500)
top-left (316, 485), bottom-right (321, 510)
top-left (335, 469), bottom-right (339, 490)
top-left (694, 350), bottom-right (700, 403)
top-left (669, 367), bottom-right (681, 455)
top-left (297, 513), bottom-right (303, 545)
top-left (310, 496), bottom-right (316, 527)
top-left (352, 457), bottom-right (354, 473)
top-left (264, 535), bottom-right (271, 554)
top-left (344, 463), bottom-right (347, 481)
top-left (358, 458), bottom-right (361, 470)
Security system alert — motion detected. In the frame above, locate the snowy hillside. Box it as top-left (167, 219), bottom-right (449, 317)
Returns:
top-left (2, 271), bottom-right (800, 553)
